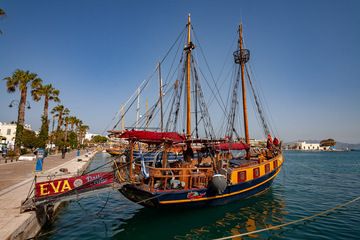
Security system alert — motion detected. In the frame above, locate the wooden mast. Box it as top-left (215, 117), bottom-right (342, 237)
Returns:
top-left (145, 98), bottom-right (149, 129)
top-left (239, 24), bottom-right (250, 145)
top-left (185, 13), bottom-right (193, 139)
top-left (158, 62), bottom-right (164, 132)
top-left (121, 104), bottom-right (125, 130)
top-left (129, 140), bottom-right (134, 182)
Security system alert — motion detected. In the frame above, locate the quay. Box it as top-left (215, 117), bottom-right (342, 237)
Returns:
top-left (0, 150), bottom-right (97, 240)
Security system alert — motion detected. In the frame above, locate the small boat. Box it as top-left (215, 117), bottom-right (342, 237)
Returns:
top-left (106, 148), bottom-right (122, 156)
top-left (113, 15), bottom-right (284, 208)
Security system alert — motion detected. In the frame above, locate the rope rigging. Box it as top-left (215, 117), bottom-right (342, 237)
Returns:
top-left (245, 64), bottom-right (270, 137)
top-left (109, 26), bottom-right (187, 131)
top-left (225, 64), bottom-right (241, 140)
top-left (192, 58), bottom-right (216, 139)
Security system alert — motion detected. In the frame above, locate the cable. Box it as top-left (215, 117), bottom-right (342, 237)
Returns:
top-left (213, 195), bottom-right (360, 240)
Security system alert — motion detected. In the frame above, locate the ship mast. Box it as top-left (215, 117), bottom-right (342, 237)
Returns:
top-left (136, 87), bottom-right (140, 129)
top-left (239, 24), bottom-right (250, 145)
top-left (185, 14), bottom-right (194, 139)
top-left (158, 62), bottom-right (164, 131)
top-left (121, 104), bottom-right (125, 130)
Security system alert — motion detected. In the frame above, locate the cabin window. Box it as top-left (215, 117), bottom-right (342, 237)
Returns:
top-left (265, 164), bottom-right (270, 173)
top-left (237, 171), bottom-right (247, 183)
top-left (273, 160), bottom-right (278, 169)
top-left (253, 168), bottom-right (260, 178)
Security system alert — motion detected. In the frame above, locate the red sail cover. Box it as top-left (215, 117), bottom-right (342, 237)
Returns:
top-left (35, 172), bottom-right (113, 199)
top-left (118, 130), bottom-right (185, 143)
top-left (215, 142), bottom-right (250, 151)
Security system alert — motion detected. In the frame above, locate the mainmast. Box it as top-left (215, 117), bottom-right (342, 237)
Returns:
top-left (185, 14), bottom-right (194, 139)
top-left (238, 24), bottom-right (250, 144)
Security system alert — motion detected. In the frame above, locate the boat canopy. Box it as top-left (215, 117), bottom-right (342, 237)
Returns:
top-left (118, 130), bottom-right (185, 143)
top-left (215, 142), bottom-right (250, 151)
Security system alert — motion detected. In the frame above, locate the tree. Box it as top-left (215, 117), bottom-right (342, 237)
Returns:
top-left (51, 105), bottom-right (69, 131)
top-left (320, 139), bottom-right (336, 147)
top-left (32, 84), bottom-right (60, 148)
top-left (78, 124), bottom-right (89, 146)
top-left (4, 70), bottom-right (42, 155)
top-left (64, 116), bottom-right (71, 144)
top-left (68, 131), bottom-right (78, 149)
top-left (68, 116), bottom-right (79, 131)
top-left (92, 135), bottom-right (108, 143)
top-left (22, 129), bottom-right (39, 149)
top-left (0, 8), bottom-right (5, 35)
top-left (53, 130), bottom-right (66, 149)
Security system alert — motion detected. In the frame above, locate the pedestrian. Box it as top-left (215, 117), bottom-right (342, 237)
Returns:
top-left (2, 146), bottom-right (7, 161)
top-left (61, 147), bottom-right (66, 159)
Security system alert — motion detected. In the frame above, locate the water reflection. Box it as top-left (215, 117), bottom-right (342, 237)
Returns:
top-left (38, 151), bottom-right (360, 240)
top-left (114, 187), bottom-right (287, 240)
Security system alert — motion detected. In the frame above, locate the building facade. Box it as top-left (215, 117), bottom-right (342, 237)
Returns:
top-left (293, 141), bottom-right (330, 151)
top-left (0, 122), bottom-right (32, 148)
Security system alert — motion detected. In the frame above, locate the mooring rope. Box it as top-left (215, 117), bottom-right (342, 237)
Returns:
top-left (213, 195), bottom-right (360, 240)
top-left (25, 188), bottom-right (171, 240)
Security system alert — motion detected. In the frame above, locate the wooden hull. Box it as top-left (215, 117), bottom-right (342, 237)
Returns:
top-left (119, 163), bottom-right (282, 208)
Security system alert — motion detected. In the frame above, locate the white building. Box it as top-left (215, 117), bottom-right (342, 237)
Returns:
top-left (295, 141), bottom-right (330, 151)
top-left (85, 133), bottom-right (100, 141)
top-left (0, 122), bottom-right (32, 148)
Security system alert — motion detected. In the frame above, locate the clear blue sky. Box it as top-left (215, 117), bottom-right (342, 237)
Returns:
top-left (1, 0), bottom-right (360, 143)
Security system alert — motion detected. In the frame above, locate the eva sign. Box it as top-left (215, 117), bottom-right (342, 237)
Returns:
top-left (35, 172), bottom-right (113, 198)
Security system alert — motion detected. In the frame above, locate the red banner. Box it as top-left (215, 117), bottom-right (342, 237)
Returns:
top-left (35, 172), bottom-right (114, 199)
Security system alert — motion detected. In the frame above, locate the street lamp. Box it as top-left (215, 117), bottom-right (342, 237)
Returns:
top-left (8, 100), bottom-right (31, 109)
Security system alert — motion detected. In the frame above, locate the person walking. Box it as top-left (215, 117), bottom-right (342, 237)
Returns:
top-left (61, 147), bottom-right (66, 159)
top-left (2, 146), bottom-right (7, 162)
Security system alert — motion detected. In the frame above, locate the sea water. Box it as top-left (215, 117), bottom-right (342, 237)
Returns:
top-left (38, 151), bottom-right (360, 240)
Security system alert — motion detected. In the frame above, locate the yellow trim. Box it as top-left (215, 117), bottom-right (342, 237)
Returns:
top-left (159, 165), bottom-right (282, 205)
top-left (230, 153), bottom-right (284, 184)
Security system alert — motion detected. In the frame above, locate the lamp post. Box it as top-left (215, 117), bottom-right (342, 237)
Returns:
top-left (8, 100), bottom-right (31, 156)
top-left (9, 100), bottom-right (31, 109)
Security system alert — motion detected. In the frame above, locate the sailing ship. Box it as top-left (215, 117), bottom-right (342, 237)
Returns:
top-left (112, 15), bottom-right (284, 208)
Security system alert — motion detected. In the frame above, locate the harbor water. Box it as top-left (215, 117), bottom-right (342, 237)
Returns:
top-left (38, 151), bottom-right (360, 239)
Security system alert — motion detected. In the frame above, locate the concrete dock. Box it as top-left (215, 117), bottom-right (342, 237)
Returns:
top-left (0, 150), bottom-right (97, 240)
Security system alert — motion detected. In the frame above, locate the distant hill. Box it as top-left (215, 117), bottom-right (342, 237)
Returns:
top-left (334, 142), bottom-right (360, 150)
top-left (285, 140), bottom-right (360, 150)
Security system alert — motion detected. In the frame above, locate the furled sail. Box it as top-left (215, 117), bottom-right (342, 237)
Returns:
top-left (118, 129), bottom-right (185, 143)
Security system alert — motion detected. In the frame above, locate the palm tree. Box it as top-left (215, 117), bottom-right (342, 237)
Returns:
top-left (64, 116), bottom-right (71, 143)
top-left (68, 116), bottom-right (78, 131)
top-left (32, 84), bottom-right (60, 147)
top-left (0, 8), bottom-right (5, 35)
top-left (51, 113), bottom-right (58, 132)
top-left (51, 105), bottom-right (69, 131)
top-left (4, 69), bottom-right (42, 155)
top-left (78, 124), bottom-right (89, 145)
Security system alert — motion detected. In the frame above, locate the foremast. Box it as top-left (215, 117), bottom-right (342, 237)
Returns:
top-left (185, 14), bottom-right (195, 139)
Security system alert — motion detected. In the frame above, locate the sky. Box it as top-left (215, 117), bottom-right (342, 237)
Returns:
top-left (1, 0), bottom-right (360, 143)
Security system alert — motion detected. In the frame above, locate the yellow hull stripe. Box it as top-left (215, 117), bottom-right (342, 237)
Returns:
top-left (159, 165), bottom-right (282, 205)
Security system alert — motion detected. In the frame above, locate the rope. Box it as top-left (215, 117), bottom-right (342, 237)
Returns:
top-left (109, 26), bottom-right (187, 131)
top-left (213, 195), bottom-right (360, 240)
top-left (26, 187), bottom-right (170, 240)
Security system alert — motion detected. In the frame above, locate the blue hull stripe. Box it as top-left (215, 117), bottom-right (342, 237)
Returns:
top-left (120, 165), bottom-right (282, 208)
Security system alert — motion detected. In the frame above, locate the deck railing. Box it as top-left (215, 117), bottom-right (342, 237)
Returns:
top-left (134, 164), bottom-right (213, 191)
